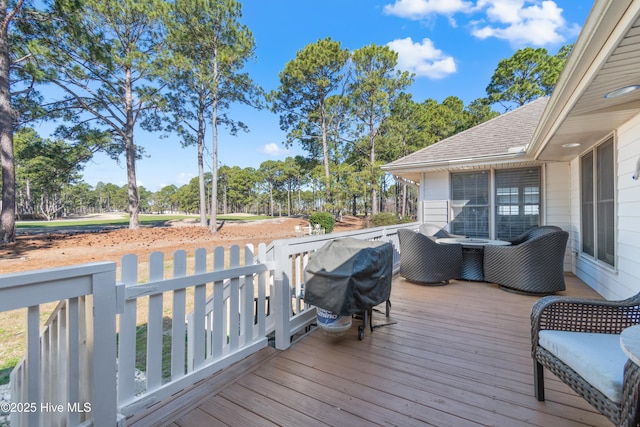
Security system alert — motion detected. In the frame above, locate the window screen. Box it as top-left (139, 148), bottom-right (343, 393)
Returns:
top-left (494, 168), bottom-right (541, 240)
top-left (450, 171), bottom-right (489, 238)
top-left (580, 137), bottom-right (614, 266)
top-left (596, 139), bottom-right (615, 265)
top-left (581, 152), bottom-right (594, 256)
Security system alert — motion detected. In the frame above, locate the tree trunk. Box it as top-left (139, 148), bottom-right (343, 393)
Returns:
top-left (223, 185), bottom-right (227, 214)
top-left (269, 182), bottom-right (274, 216)
top-left (210, 103), bottom-right (218, 232)
top-left (401, 182), bottom-right (407, 217)
top-left (320, 109), bottom-right (331, 207)
top-left (369, 121), bottom-right (378, 215)
top-left (210, 50), bottom-right (219, 233)
top-left (24, 178), bottom-right (31, 214)
top-left (0, 11), bottom-right (15, 243)
top-left (124, 67), bottom-right (139, 229)
top-left (197, 111), bottom-right (207, 227)
top-left (297, 177), bottom-right (302, 214)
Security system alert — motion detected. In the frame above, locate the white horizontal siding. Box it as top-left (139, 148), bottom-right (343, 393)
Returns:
top-left (422, 171), bottom-right (449, 200)
top-left (615, 112), bottom-right (640, 298)
top-left (421, 171), bottom-right (450, 224)
top-left (422, 200), bottom-right (449, 226)
top-left (544, 162), bottom-right (573, 271)
top-left (573, 112), bottom-right (640, 300)
top-left (544, 162), bottom-right (571, 223)
top-left (569, 156), bottom-right (580, 266)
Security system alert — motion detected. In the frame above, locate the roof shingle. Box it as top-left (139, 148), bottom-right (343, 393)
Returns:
top-left (384, 97), bottom-right (549, 169)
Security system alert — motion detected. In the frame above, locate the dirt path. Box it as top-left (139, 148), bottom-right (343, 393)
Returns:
top-left (0, 216), bottom-right (364, 274)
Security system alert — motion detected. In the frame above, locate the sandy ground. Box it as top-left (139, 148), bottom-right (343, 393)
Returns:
top-left (0, 215), bottom-right (364, 274)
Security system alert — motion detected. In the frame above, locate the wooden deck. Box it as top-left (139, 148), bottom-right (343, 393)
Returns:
top-left (127, 274), bottom-right (612, 427)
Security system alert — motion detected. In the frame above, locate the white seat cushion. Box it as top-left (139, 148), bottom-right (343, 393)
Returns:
top-left (539, 330), bottom-right (628, 403)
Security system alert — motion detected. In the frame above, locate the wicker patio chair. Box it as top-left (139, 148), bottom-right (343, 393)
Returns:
top-left (483, 228), bottom-right (568, 294)
top-left (397, 228), bottom-right (462, 284)
top-left (507, 225), bottom-right (563, 245)
top-left (418, 223), bottom-right (464, 239)
top-left (531, 293), bottom-right (640, 426)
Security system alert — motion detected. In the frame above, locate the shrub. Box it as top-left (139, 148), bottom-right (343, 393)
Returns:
top-left (369, 212), bottom-right (398, 227)
top-left (309, 211), bottom-right (335, 233)
top-left (367, 212), bottom-right (414, 228)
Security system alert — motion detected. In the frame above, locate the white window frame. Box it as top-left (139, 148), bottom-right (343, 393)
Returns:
top-left (580, 135), bottom-right (616, 267)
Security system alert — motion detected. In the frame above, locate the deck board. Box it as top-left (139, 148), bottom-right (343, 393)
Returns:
top-left (128, 274), bottom-right (612, 427)
top-left (197, 395), bottom-right (281, 427)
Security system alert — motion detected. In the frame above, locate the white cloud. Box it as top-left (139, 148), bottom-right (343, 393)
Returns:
top-left (260, 142), bottom-right (289, 157)
top-left (384, 0), bottom-right (581, 48)
top-left (471, 0), bottom-right (578, 47)
top-left (477, 0), bottom-right (525, 23)
top-left (383, 0), bottom-right (473, 20)
top-left (387, 37), bottom-right (457, 79)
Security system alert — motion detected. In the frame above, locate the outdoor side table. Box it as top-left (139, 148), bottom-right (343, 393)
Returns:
top-left (621, 324), bottom-right (640, 366)
top-left (436, 237), bottom-right (511, 281)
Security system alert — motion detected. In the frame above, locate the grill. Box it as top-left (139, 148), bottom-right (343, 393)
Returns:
top-left (304, 237), bottom-right (394, 340)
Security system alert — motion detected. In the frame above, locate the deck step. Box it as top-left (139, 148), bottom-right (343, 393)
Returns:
top-left (125, 346), bottom-right (278, 427)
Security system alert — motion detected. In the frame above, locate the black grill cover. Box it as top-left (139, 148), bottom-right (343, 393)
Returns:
top-left (304, 237), bottom-right (393, 316)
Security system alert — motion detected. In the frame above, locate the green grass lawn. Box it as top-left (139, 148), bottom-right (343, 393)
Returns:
top-left (16, 213), bottom-right (272, 229)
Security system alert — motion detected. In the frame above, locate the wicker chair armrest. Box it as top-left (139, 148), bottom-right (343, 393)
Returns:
top-left (483, 241), bottom-right (545, 264)
top-left (531, 294), bottom-right (640, 355)
top-left (507, 236), bottom-right (527, 246)
top-left (483, 244), bottom-right (514, 258)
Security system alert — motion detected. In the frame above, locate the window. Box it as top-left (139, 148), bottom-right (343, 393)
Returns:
top-left (495, 168), bottom-right (540, 241)
top-left (450, 171), bottom-right (489, 238)
top-left (581, 152), bottom-right (594, 256)
top-left (450, 168), bottom-right (541, 239)
top-left (581, 137), bottom-right (615, 266)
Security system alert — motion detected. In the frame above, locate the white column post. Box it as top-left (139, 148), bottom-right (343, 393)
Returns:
top-left (91, 264), bottom-right (119, 427)
top-left (271, 242), bottom-right (292, 350)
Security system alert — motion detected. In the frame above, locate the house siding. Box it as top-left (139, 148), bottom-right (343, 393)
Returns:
top-left (420, 171), bottom-right (450, 226)
top-left (544, 162), bottom-right (573, 271)
top-left (573, 113), bottom-right (640, 300)
top-left (614, 112), bottom-right (640, 298)
top-left (422, 171), bottom-right (450, 200)
top-left (570, 155), bottom-right (581, 277)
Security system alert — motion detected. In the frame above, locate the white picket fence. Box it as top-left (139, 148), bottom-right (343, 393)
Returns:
top-left (1, 221), bottom-right (417, 426)
top-left (116, 244), bottom-right (274, 418)
top-left (3, 263), bottom-right (118, 427)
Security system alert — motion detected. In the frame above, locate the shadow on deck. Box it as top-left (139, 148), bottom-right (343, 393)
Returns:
top-left (127, 274), bottom-right (611, 427)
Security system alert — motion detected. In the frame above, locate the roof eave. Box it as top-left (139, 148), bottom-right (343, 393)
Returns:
top-left (528, 0), bottom-right (637, 159)
top-left (382, 152), bottom-right (529, 173)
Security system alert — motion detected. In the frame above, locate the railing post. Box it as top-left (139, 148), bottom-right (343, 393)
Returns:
top-left (271, 242), bottom-right (292, 350)
top-left (26, 305), bottom-right (41, 427)
top-left (91, 265), bottom-right (119, 426)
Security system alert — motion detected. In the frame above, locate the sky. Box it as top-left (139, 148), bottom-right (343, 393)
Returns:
top-left (52, 0), bottom-right (593, 192)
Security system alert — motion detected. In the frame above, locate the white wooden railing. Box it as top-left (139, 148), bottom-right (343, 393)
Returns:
top-left (0, 221), bottom-right (418, 426)
top-left (116, 244), bottom-right (274, 418)
top-left (3, 263), bottom-right (118, 427)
